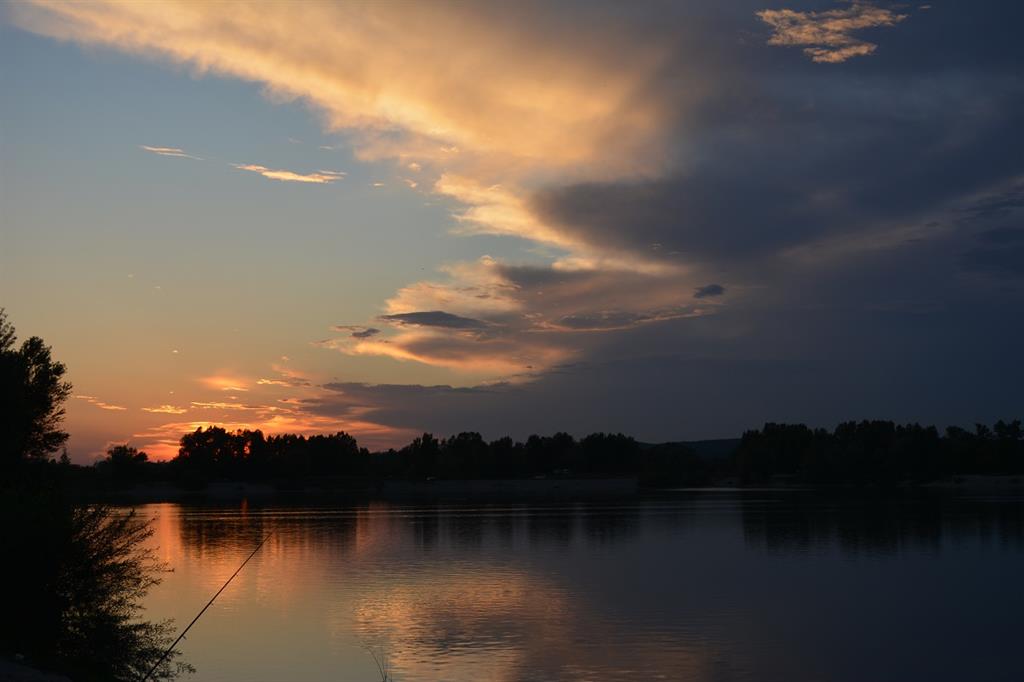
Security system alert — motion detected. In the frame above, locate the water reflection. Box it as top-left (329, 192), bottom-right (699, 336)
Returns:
top-left (739, 492), bottom-right (1024, 556)
top-left (138, 493), bottom-right (1024, 682)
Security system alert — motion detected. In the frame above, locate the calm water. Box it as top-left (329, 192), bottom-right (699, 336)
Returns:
top-left (136, 492), bottom-right (1024, 681)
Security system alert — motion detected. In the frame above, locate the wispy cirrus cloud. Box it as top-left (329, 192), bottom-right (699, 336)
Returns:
top-left (232, 164), bottom-right (345, 184)
top-left (757, 2), bottom-right (909, 63)
top-left (142, 404), bottom-right (188, 415)
top-left (190, 401), bottom-right (264, 411)
top-left (253, 358), bottom-right (313, 388)
top-left (139, 144), bottom-right (201, 159)
top-left (75, 394), bottom-right (127, 411)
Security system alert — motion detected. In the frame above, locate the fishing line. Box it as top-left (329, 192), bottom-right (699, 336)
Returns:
top-left (141, 532), bottom-right (273, 682)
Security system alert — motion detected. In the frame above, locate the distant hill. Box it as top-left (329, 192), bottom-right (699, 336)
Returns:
top-left (639, 438), bottom-right (741, 458)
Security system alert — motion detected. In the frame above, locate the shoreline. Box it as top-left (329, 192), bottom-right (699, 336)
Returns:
top-left (87, 474), bottom-right (1024, 504)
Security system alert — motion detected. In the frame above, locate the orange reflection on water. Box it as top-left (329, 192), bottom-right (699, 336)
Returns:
top-left (138, 502), bottom-right (718, 681)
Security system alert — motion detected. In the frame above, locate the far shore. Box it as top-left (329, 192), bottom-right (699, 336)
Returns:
top-left (90, 473), bottom-right (1024, 504)
top-left (99, 477), bottom-right (640, 503)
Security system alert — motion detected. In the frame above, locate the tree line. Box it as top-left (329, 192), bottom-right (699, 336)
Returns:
top-left (93, 418), bottom-right (1023, 490)
top-left (735, 420), bottom-right (1024, 485)
top-left (100, 428), bottom-right (705, 487)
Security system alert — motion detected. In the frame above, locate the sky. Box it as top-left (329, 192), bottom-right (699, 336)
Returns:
top-left (1, 1), bottom-right (1022, 462)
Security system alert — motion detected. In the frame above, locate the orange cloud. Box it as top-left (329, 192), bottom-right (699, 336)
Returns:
top-left (342, 330), bottom-right (572, 378)
top-left (142, 404), bottom-right (188, 414)
top-left (15, 1), bottom-right (729, 398)
top-left (10, 2), bottom-right (673, 176)
top-left (435, 176), bottom-right (679, 274)
top-left (758, 4), bottom-right (909, 63)
top-left (325, 256), bottom-right (717, 379)
top-left (199, 375), bottom-right (250, 392)
top-left (189, 401), bottom-right (266, 411)
top-left (75, 394), bottom-right (127, 411)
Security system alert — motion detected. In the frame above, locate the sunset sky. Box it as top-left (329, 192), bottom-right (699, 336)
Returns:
top-left (2, 1), bottom-right (1022, 462)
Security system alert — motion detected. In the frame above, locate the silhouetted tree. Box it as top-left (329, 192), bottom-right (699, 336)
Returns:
top-left (579, 433), bottom-right (640, 475)
top-left (0, 308), bottom-right (72, 465)
top-left (105, 444), bottom-right (148, 467)
top-left (439, 432), bottom-right (488, 478)
top-left (0, 310), bottom-right (189, 679)
top-left (403, 433), bottom-right (441, 479)
top-left (97, 444), bottom-right (150, 485)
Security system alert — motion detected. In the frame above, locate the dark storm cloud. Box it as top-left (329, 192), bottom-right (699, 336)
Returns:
top-left (311, 2), bottom-right (1024, 439)
top-left (856, 1), bottom-right (1024, 74)
top-left (321, 381), bottom-right (489, 398)
top-left (956, 184), bottom-right (1024, 225)
top-left (960, 225), bottom-right (1024, 278)
top-left (954, 183), bottom-right (1024, 278)
top-left (289, 2), bottom-right (1024, 441)
top-left (530, 83), bottom-right (1024, 265)
top-left (511, 2), bottom-right (1024, 269)
top-left (379, 311), bottom-right (489, 329)
top-left (977, 227), bottom-right (1024, 246)
top-left (492, 264), bottom-right (699, 311)
top-left (332, 325), bottom-right (381, 339)
top-left (338, 2), bottom-right (1024, 437)
top-left (694, 284), bottom-right (725, 299)
top-left (961, 245), bottom-right (1024, 277)
top-left (302, 382), bottom-right (508, 435)
top-left (302, 281), bottom-right (1024, 442)
top-left (552, 311), bottom-right (669, 331)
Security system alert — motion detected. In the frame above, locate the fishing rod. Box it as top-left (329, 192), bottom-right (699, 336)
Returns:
top-left (141, 532), bottom-right (273, 682)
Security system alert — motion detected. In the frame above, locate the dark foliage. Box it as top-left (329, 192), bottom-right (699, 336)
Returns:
top-left (0, 311), bottom-right (188, 680)
top-left (0, 309), bottom-right (72, 465)
top-left (171, 427), bottom-right (367, 481)
top-left (95, 444), bottom-right (150, 487)
top-left (2, 469), bottom-right (190, 681)
top-left (735, 420), bottom-right (1024, 485)
top-left (162, 427), bottom-right (657, 483)
top-left (141, 419), bottom-right (1024, 491)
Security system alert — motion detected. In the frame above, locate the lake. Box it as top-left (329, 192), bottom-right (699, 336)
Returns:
top-left (136, 491), bottom-right (1024, 681)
